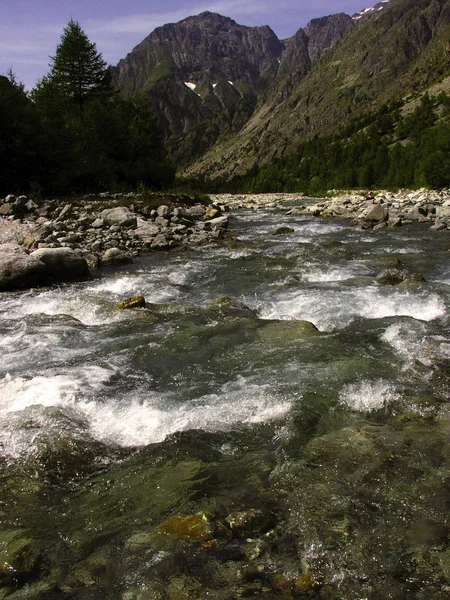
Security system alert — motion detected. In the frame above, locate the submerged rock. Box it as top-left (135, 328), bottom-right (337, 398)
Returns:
top-left (114, 295), bottom-right (146, 310)
top-left (273, 226), bottom-right (295, 235)
top-left (258, 319), bottom-right (319, 342)
top-left (208, 296), bottom-right (258, 319)
top-left (158, 512), bottom-right (213, 543)
top-left (377, 267), bottom-right (425, 285)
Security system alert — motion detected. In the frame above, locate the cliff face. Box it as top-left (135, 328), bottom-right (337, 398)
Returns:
top-left (184, 0), bottom-right (450, 180)
top-left (110, 10), bottom-right (355, 161)
top-left (111, 12), bottom-right (284, 97)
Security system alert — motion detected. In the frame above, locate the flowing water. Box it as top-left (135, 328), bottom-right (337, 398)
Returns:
top-left (1, 208), bottom-right (450, 599)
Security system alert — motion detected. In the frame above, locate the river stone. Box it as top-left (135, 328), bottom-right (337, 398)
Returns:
top-left (158, 512), bottom-right (213, 543)
top-left (364, 204), bottom-right (389, 222)
top-left (205, 206), bottom-right (219, 219)
top-left (0, 244), bottom-right (49, 291)
top-left (258, 320), bottom-right (319, 342)
top-left (100, 207), bottom-right (137, 228)
top-left (55, 204), bottom-right (73, 222)
top-left (273, 226), bottom-right (295, 235)
top-left (134, 219), bottom-right (159, 242)
top-left (377, 267), bottom-right (425, 285)
top-left (157, 204), bottom-right (169, 217)
top-left (101, 247), bottom-right (132, 264)
top-left (30, 247), bottom-right (90, 282)
top-left (0, 203), bottom-right (14, 216)
top-left (184, 205), bottom-right (205, 218)
top-left (151, 233), bottom-right (170, 249)
top-left (114, 296), bottom-right (146, 310)
top-left (0, 529), bottom-right (42, 585)
top-left (208, 216), bottom-right (229, 229)
top-left (154, 216), bottom-right (169, 228)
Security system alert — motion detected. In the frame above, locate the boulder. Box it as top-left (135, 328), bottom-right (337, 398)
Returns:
top-left (101, 248), bottom-right (132, 264)
top-left (0, 244), bottom-right (49, 291)
top-left (376, 267), bottom-right (425, 285)
top-left (273, 227), bottom-right (295, 235)
top-left (134, 219), bottom-right (159, 243)
top-left (30, 247), bottom-right (90, 282)
top-left (184, 205), bottom-right (205, 218)
top-left (208, 216), bottom-right (229, 230)
top-left (114, 296), bottom-right (146, 310)
top-left (364, 204), bottom-right (389, 222)
top-left (99, 207), bottom-right (137, 228)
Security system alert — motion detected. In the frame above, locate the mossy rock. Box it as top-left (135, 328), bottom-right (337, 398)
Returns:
top-left (304, 424), bottom-right (375, 471)
top-left (273, 227), bottom-right (295, 235)
top-left (0, 530), bottom-right (41, 585)
top-left (376, 267), bottom-right (425, 285)
top-left (158, 512), bottom-right (212, 543)
top-left (225, 509), bottom-right (271, 537)
top-left (114, 296), bottom-right (146, 310)
top-left (258, 320), bottom-right (319, 342)
top-left (208, 296), bottom-right (258, 319)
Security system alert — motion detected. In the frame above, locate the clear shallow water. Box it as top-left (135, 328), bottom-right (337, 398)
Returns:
top-left (1, 210), bottom-right (450, 599)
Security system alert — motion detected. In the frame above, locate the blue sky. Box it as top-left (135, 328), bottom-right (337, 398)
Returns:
top-left (1, 0), bottom-right (372, 89)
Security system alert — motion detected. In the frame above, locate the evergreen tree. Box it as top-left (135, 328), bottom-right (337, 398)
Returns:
top-left (46, 19), bottom-right (111, 111)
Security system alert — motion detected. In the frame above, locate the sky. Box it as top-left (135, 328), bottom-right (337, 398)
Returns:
top-left (1, 0), bottom-right (372, 90)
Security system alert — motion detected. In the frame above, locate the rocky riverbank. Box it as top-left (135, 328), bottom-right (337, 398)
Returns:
top-left (212, 188), bottom-right (450, 230)
top-left (0, 193), bottom-right (229, 291)
top-left (3, 188), bottom-right (450, 292)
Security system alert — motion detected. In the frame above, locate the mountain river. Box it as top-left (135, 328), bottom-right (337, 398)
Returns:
top-left (1, 206), bottom-right (450, 599)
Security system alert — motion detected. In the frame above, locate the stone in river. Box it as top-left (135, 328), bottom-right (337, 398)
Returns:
top-left (114, 296), bottom-right (146, 310)
top-left (0, 244), bottom-right (48, 290)
top-left (376, 267), bottom-right (425, 285)
top-left (30, 247), bottom-right (90, 282)
top-left (364, 204), bottom-right (389, 222)
top-left (101, 247), bottom-right (132, 264)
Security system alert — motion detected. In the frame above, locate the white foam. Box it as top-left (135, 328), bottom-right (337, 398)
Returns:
top-left (302, 263), bottom-right (370, 282)
top-left (339, 379), bottom-right (400, 412)
top-left (381, 322), bottom-right (450, 368)
top-left (0, 367), bottom-right (114, 414)
top-left (184, 81), bottom-right (197, 91)
top-left (83, 376), bottom-right (291, 447)
top-left (258, 285), bottom-right (446, 330)
top-left (0, 371), bottom-right (291, 453)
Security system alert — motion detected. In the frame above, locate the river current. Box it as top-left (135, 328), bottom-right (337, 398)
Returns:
top-left (1, 208), bottom-right (450, 599)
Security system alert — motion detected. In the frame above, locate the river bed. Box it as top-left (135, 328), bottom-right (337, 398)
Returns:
top-left (1, 209), bottom-right (450, 599)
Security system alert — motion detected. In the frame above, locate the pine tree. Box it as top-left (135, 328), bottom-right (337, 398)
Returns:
top-left (48, 19), bottom-right (111, 111)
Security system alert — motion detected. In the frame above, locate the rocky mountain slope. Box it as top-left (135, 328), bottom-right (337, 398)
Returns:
top-left (184, 0), bottom-right (450, 180)
top-left (111, 11), bottom-right (355, 163)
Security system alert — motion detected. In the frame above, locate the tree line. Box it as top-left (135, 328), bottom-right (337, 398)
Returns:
top-left (3, 19), bottom-right (450, 197)
top-left (1, 20), bottom-right (174, 197)
top-left (185, 93), bottom-right (450, 194)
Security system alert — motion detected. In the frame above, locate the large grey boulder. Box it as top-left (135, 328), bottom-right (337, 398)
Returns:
top-left (0, 244), bottom-right (49, 291)
top-left (99, 207), bottom-right (137, 228)
top-left (30, 248), bottom-right (90, 282)
top-left (364, 204), bottom-right (389, 222)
